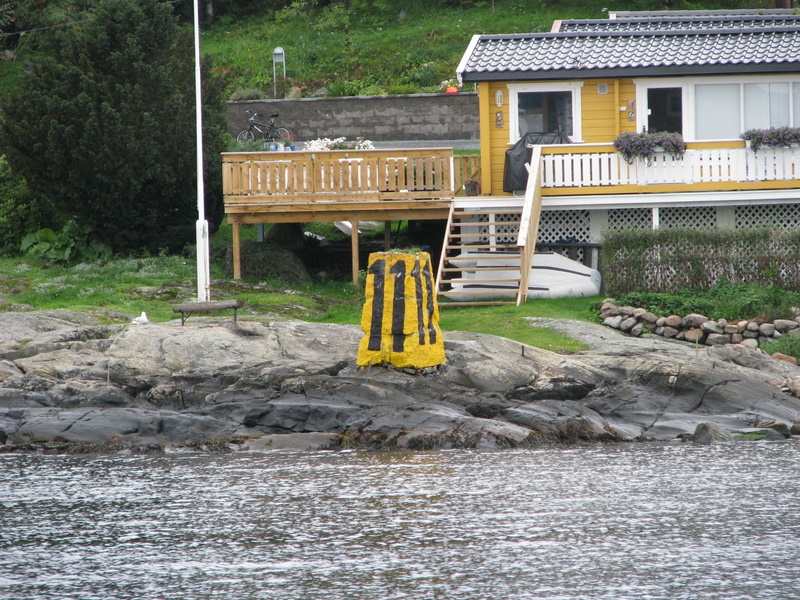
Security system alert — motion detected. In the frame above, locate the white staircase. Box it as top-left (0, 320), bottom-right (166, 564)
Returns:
top-left (436, 147), bottom-right (544, 306)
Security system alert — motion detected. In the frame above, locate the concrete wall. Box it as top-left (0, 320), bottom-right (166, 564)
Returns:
top-left (227, 92), bottom-right (479, 142)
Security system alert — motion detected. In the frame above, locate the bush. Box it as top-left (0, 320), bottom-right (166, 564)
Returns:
top-left (0, 155), bottom-right (51, 254)
top-left (762, 335), bottom-right (800, 361)
top-left (20, 220), bottom-right (112, 265)
top-left (603, 228), bottom-right (800, 295)
top-left (613, 131), bottom-right (687, 164)
top-left (229, 87), bottom-right (266, 101)
top-left (0, 0), bottom-right (227, 253)
top-left (741, 127), bottom-right (800, 153)
top-left (615, 281), bottom-right (800, 322)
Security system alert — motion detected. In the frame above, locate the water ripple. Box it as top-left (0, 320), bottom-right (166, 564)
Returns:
top-left (2, 442), bottom-right (800, 599)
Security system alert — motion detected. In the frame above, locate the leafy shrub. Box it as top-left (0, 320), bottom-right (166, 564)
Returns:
top-left (615, 281), bottom-right (800, 321)
top-left (326, 80), bottom-right (364, 97)
top-left (229, 87), bottom-right (266, 101)
top-left (21, 220), bottom-right (111, 265)
top-left (613, 131), bottom-right (687, 164)
top-left (0, 155), bottom-right (51, 255)
top-left (762, 335), bottom-right (800, 361)
top-left (741, 127), bottom-right (800, 153)
top-left (0, 0), bottom-right (227, 253)
top-left (603, 228), bottom-right (800, 295)
top-left (407, 62), bottom-right (441, 87)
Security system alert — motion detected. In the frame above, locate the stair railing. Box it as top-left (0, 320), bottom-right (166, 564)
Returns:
top-left (516, 145), bottom-right (544, 306)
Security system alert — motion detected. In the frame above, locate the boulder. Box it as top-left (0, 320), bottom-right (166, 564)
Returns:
top-left (693, 423), bottom-right (731, 444)
top-left (603, 316), bottom-right (623, 329)
top-left (619, 317), bottom-right (637, 332)
top-left (684, 328), bottom-right (704, 344)
top-left (664, 315), bottom-right (683, 328)
top-left (655, 327), bottom-right (664, 336)
top-left (747, 321), bottom-right (760, 332)
top-left (737, 320), bottom-right (749, 331)
top-left (640, 312), bottom-right (658, 324)
top-left (730, 333), bottom-right (743, 344)
top-left (683, 314), bottom-right (709, 328)
top-left (774, 319), bottom-right (799, 333)
top-left (706, 333), bottom-right (730, 346)
top-left (759, 323), bottom-right (776, 337)
top-left (661, 326), bottom-right (679, 338)
top-left (619, 306), bottom-right (636, 316)
top-left (742, 330), bottom-right (758, 339)
top-left (702, 321), bottom-right (723, 334)
top-left (740, 338), bottom-right (759, 349)
top-left (630, 323), bottom-right (644, 337)
top-left (2, 311), bottom-right (800, 452)
top-left (772, 352), bottom-right (798, 366)
top-left (632, 308), bottom-right (647, 318)
top-left (718, 319), bottom-right (728, 328)
top-left (723, 325), bottom-right (740, 335)
top-left (656, 317), bottom-right (666, 327)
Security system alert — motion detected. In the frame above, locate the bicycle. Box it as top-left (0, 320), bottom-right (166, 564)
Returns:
top-left (236, 110), bottom-right (295, 145)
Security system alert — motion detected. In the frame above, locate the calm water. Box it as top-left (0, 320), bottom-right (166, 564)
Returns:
top-left (2, 442), bottom-right (800, 599)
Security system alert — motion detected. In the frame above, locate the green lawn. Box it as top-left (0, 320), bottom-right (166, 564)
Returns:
top-left (0, 254), bottom-right (598, 353)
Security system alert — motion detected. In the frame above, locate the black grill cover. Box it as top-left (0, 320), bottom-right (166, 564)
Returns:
top-left (503, 132), bottom-right (571, 193)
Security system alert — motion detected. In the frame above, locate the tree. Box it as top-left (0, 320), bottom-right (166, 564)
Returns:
top-left (0, 0), bottom-right (226, 252)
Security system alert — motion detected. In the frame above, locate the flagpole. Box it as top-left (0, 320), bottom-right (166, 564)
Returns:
top-left (193, 0), bottom-right (210, 302)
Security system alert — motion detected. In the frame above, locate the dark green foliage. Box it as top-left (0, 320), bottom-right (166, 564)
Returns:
top-left (616, 281), bottom-right (800, 322)
top-left (613, 131), bottom-right (687, 164)
top-left (0, 0), bottom-right (227, 253)
top-left (20, 220), bottom-right (112, 265)
top-left (0, 155), bottom-right (51, 254)
top-left (741, 127), bottom-right (800, 153)
top-left (603, 229), bottom-right (800, 295)
top-left (762, 335), bottom-right (800, 361)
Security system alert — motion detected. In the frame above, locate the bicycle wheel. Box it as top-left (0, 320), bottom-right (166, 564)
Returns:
top-left (236, 129), bottom-right (255, 144)
top-left (275, 127), bottom-right (294, 142)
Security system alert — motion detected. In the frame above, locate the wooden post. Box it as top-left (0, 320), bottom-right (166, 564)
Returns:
top-left (232, 220), bottom-right (241, 280)
top-left (384, 221), bottom-right (391, 249)
top-left (351, 220), bottom-right (360, 287)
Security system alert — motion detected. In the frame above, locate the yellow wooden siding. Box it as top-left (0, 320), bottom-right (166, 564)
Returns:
top-left (479, 78), bottom-right (639, 195)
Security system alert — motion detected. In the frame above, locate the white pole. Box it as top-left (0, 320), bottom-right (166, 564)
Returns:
top-left (193, 0), bottom-right (210, 302)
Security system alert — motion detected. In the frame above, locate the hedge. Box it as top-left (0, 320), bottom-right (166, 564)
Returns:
top-left (602, 229), bottom-right (800, 295)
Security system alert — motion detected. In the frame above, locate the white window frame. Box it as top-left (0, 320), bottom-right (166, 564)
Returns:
top-left (635, 80), bottom-right (692, 138)
top-left (634, 74), bottom-right (800, 142)
top-left (508, 81), bottom-right (583, 145)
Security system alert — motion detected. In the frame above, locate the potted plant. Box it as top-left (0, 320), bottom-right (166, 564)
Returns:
top-left (613, 131), bottom-right (687, 164)
top-left (741, 127), bottom-right (800, 153)
top-left (440, 78), bottom-right (460, 95)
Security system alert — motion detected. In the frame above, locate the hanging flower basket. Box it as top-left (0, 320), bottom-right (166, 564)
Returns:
top-left (613, 131), bottom-right (687, 164)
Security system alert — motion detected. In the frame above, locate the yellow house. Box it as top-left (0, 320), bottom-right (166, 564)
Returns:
top-left (222, 9), bottom-right (800, 305)
top-left (456, 9), bottom-right (800, 250)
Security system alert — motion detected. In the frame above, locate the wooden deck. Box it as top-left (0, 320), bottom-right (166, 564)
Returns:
top-left (222, 148), bottom-right (480, 282)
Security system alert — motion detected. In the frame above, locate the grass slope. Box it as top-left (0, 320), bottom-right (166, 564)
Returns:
top-left (0, 255), bottom-right (598, 353)
top-left (202, 0), bottom-right (765, 97)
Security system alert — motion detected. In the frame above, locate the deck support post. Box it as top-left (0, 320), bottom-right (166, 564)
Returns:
top-left (351, 220), bottom-right (360, 287)
top-left (384, 221), bottom-right (391, 249)
top-left (232, 220), bottom-right (241, 280)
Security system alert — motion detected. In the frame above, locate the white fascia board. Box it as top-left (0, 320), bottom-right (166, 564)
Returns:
top-left (540, 188), bottom-right (800, 210)
top-left (456, 35), bottom-right (481, 86)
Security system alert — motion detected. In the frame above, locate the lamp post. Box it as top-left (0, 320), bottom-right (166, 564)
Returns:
top-left (273, 46), bottom-right (286, 98)
top-left (193, 0), bottom-right (210, 302)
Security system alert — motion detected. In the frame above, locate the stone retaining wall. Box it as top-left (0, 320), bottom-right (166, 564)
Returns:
top-left (600, 299), bottom-right (800, 352)
top-left (227, 92), bottom-right (479, 142)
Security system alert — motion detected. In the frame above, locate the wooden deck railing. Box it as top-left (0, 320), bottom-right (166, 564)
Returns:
top-left (222, 148), bottom-right (455, 207)
top-left (516, 145), bottom-right (544, 306)
top-left (540, 141), bottom-right (800, 194)
top-left (453, 155), bottom-right (481, 195)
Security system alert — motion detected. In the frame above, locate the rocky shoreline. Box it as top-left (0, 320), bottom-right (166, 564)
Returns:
top-left (1, 310), bottom-right (799, 453)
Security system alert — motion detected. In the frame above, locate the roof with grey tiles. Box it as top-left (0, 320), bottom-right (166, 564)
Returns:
top-left (458, 27), bottom-right (800, 82)
top-left (558, 15), bottom-right (800, 32)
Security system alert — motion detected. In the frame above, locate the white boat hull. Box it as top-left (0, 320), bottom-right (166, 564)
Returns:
top-left (445, 252), bottom-right (601, 301)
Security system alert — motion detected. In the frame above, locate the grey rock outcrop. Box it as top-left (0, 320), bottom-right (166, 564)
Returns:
top-left (2, 311), bottom-right (800, 453)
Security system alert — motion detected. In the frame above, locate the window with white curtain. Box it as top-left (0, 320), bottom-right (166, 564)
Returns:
top-left (744, 83), bottom-right (790, 130)
top-left (692, 80), bottom-right (796, 140)
top-left (695, 84), bottom-right (741, 140)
